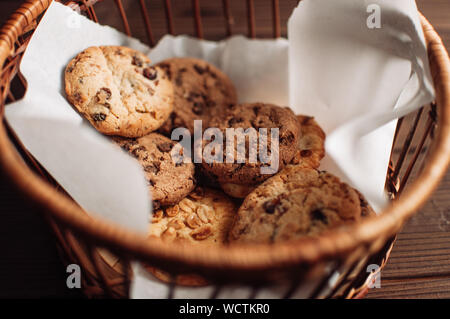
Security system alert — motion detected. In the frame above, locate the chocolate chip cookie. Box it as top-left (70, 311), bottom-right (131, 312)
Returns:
top-left (220, 114), bottom-right (326, 198)
top-left (146, 187), bottom-right (238, 286)
top-left (114, 133), bottom-right (195, 209)
top-left (65, 46), bottom-right (174, 137)
top-left (200, 103), bottom-right (301, 197)
top-left (228, 166), bottom-right (368, 244)
top-left (148, 187), bottom-right (238, 245)
top-left (155, 57), bottom-right (238, 135)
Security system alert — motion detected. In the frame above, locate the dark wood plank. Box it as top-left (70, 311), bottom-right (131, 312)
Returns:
top-left (367, 277), bottom-right (450, 299)
top-left (366, 170), bottom-right (450, 298)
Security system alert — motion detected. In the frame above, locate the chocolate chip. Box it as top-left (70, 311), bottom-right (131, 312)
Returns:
top-left (301, 116), bottom-right (313, 125)
top-left (280, 132), bottom-right (295, 145)
top-left (192, 102), bottom-right (204, 115)
top-left (130, 146), bottom-right (146, 158)
top-left (175, 74), bottom-right (183, 86)
top-left (187, 92), bottom-right (200, 102)
top-left (148, 179), bottom-right (155, 186)
top-left (300, 149), bottom-right (312, 157)
top-left (228, 117), bottom-right (243, 126)
top-left (157, 142), bottom-right (173, 152)
top-left (158, 63), bottom-right (172, 80)
top-left (263, 198), bottom-right (280, 214)
top-left (104, 87), bottom-right (112, 98)
top-left (253, 106), bottom-right (260, 115)
top-left (269, 109), bottom-right (279, 123)
top-left (175, 68), bottom-right (187, 86)
top-left (66, 66), bottom-right (74, 73)
top-left (101, 87), bottom-right (112, 99)
top-left (359, 195), bottom-right (368, 208)
top-left (120, 140), bottom-right (137, 151)
top-left (145, 163), bottom-right (160, 174)
top-left (95, 88), bottom-right (112, 105)
top-left (73, 92), bottom-right (83, 103)
top-left (132, 55), bottom-right (143, 67)
top-left (143, 67), bottom-right (157, 80)
top-left (193, 64), bottom-right (206, 75)
top-left (92, 113), bottom-right (106, 122)
top-left (251, 119), bottom-right (263, 130)
top-left (311, 209), bottom-right (327, 223)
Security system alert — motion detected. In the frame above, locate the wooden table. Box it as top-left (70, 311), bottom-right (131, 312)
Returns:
top-left (0, 0), bottom-right (448, 298)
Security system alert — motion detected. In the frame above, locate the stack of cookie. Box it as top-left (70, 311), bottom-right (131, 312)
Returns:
top-left (65, 46), bottom-right (374, 250)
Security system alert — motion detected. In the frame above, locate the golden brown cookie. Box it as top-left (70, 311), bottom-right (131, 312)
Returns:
top-left (148, 187), bottom-right (238, 245)
top-left (146, 187), bottom-right (238, 286)
top-left (220, 114), bottom-right (326, 198)
top-left (114, 133), bottom-right (195, 209)
top-left (201, 103), bottom-right (301, 186)
top-left (156, 57), bottom-right (238, 135)
top-left (228, 167), bottom-right (366, 244)
top-left (65, 46), bottom-right (173, 137)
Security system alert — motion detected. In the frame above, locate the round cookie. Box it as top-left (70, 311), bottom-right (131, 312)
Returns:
top-left (228, 166), bottom-right (365, 244)
top-left (114, 133), bottom-right (195, 209)
top-left (146, 187), bottom-right (238, 286)
top-left (148, 187), bottom-right (238, 245)
top-left (201, 103), bottom-right (301, 188)
top-left (220, 114), bottom-right (326, 198)
top-left (65, 46), bottom-right (174, 137)
top-left (155, 57), bottom-right (238, 135)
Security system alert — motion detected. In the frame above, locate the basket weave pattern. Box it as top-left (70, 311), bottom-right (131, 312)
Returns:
top-left (0, 0), bottom-right (449, 298)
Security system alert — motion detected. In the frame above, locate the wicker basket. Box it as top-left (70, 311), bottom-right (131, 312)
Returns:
top-left (0, 0), bottom-right (449, 299)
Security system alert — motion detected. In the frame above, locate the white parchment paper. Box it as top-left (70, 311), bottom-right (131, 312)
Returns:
top-left (5, 0), bottom-right (434, 298)
top-left (289, 0), bottom-right (434, 211)
top-left (5, 2), bottom-right (151, 233)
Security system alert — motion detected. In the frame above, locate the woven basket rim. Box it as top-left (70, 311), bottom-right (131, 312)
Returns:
top-left (0, 0), bottom-right (449, 271)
